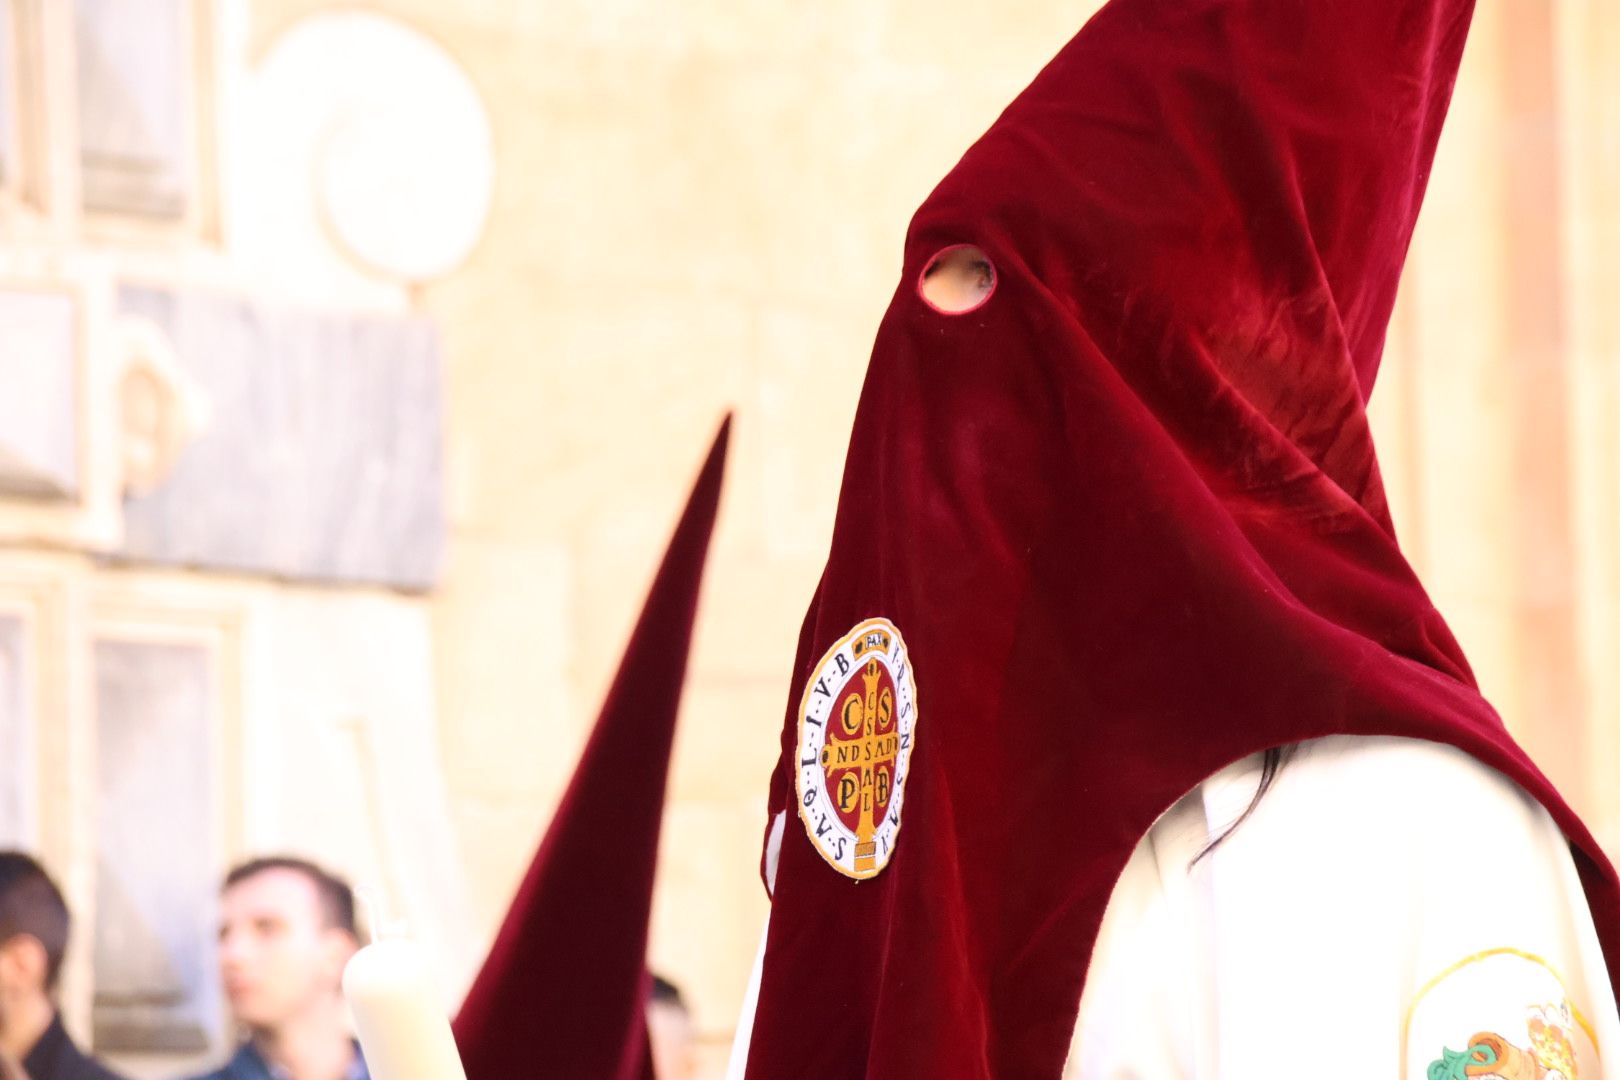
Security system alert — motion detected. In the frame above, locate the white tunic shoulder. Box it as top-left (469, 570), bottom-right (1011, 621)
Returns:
top-left (1067, 735), bottom-right (1620, 1079)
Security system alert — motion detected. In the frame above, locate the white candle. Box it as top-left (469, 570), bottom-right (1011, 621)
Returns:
top-left (343, 937), bottom-right (469, 1080)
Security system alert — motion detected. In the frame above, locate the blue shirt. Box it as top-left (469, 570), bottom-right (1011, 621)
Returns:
top-left (181, 1041), bottom-right (368, 1080)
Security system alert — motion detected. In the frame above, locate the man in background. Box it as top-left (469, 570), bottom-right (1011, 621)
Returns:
top-left (185, 858), bottom-right (368, 1080)
top-left (0, 852), bottom-right (127, 1080)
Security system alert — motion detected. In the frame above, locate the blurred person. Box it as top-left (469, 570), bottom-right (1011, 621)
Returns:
top-left (0, 853), bottom-right (127, 1080)
top-left (184, 858), bottom-right (367, 1080)
top-left (646, 975), bottom-right (696, 1080)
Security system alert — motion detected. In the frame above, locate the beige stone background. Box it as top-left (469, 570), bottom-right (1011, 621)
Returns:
top-left (0, 1), bottom-right (1616, 1078)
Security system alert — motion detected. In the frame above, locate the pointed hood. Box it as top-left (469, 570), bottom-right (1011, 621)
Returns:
top-left (454, 417), bottom-right (730, 1080)
top-left (743, 2), bottom-right (1620, 1076)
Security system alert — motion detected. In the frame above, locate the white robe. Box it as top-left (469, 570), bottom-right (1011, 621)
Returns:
top-left (1068, 735), bottom-right (1620, 1079)
top-left (727, 736), bottom-right (1620, 1079)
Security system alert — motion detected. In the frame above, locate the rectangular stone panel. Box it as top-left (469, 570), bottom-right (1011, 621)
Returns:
top-left (92, 639), bottom-right (217, 1053)
top-left (75, 0), bottom-right (189, 217)
top-left (0, 288), bottom-right (79, 499)
top-left (0, 615), bottom-right (28, 847)
top-left (118, 285), bottom-right (446, 589)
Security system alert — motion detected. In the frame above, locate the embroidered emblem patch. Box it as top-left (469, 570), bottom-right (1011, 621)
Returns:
top-left (1427, 1001), bottom-right (1580, 1079)
top-left (795, 618), bottom-right (918, 879)
top-left (1408, 948), bottom-right (1595, 1080)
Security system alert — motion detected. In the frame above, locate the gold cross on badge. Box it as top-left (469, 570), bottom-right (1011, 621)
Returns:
top-left (821, 658), bottom-right (899, 873)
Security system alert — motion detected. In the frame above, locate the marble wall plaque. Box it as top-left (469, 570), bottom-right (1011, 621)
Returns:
top-left (0, 288), bottom-right (79, 499)
top-left (118, 286), bottom-right (446, 589)
top-left (74, 0), bottom-right (188, 217)
top-left (92, 639), bottom-right (216, 1053)
top-left (0, 616), bottom-right (28, 847)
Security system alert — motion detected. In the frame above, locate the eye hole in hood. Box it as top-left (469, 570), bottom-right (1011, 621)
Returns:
top-left (918, 244), bottom-right (997, 315)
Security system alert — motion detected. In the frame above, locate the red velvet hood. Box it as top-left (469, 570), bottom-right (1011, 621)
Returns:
top-left (744, 2), bottom-right (1620, 1076)
top-left (453, 418), bottom-right (729, 1080)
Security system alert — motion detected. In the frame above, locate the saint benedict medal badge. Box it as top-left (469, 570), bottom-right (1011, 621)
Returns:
top-left (795, 618), bottom-right (918, 879)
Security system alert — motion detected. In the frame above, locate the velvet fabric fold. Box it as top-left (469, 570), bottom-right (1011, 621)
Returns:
top-left (454, 418), bottom-right (730, 1080)
top-left (744, 2), bottom-right (1620, 1076)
